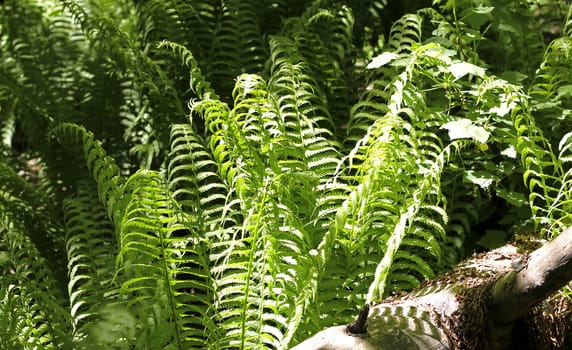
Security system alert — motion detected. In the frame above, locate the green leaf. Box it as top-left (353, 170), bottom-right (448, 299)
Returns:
top-left (441, 118), bottom-right (490, 143)
top-left (448, 62), bottom-right (486, 79)
top-left (557, 85), bottom-right (572, 97)
top-left (501, 146), bottom-right (517, 159)
top-left (367, 52), bottom-right (400, 69)
top-left (474, 5), bottom-right (494, 14)
top-left (500, 71), bottom-right (528, 83)
top-left (496, 188), bottom-right (527, 207)
top-left (463, 170), bottom-right (497, 190)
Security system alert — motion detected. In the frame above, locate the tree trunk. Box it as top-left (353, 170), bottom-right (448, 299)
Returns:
top-left (292, 227), bottom-right (572, 350)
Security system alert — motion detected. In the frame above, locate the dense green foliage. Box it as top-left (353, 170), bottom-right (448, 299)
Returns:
top-left (1, 0), bottom-right (572, 348)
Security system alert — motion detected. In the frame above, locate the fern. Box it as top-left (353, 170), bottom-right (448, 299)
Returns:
top-left (49, 123), bottom-right (126, 223)
top-left (3, 1), bottom-right (572, 349)
top-left (133, 0), bottom-right (217, 61)
top-left (159, 40), bottom-right (219, 101)
top-left (0, 162), bottom-right (68, 286)
top-left (63, 180), bottom-right (118, 344)
top-left (267, 36), bottom-right (341, 176)
top-left (343, 11), bottom-right (424, 149)
top-left (289, 2), bottom-right (357, 128)
top-left (206, 0), bottom-right (268, 96)
top-left (529, 37), bottom-right (572, 144)
top-left (168, 124), bottom-right (228, 225)
top-left (193, 72), bottom-right (328, 348)
top-left (481, 82), bottom-right (564, 232)
top-left (0, 164), bottom-right (72, 348)
top-left (115, 170), bottom-right (213, 348)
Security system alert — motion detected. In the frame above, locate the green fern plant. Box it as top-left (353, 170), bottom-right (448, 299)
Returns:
top-left (2, 0), bottom-right (572, 349)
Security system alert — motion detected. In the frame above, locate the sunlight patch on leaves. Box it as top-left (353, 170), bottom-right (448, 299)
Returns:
top-left (441, 118), bottom-right (490, 143)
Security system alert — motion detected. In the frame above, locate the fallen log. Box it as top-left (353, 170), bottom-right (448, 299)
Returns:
top-left (292, 226), bottom-right (572, 349)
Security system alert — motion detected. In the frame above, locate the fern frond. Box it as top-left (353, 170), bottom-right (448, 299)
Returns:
top-left (116, 170), bottom-right (215, 348)
top-left (268, 36), bottom-right (341, 176)
top-left (281, 3), bottom-right (357, 126)
top-left (0, 100), bottom-right (16, 150)
top-left (387, 13), bottom-right (423, 54)
top-left (321, 43), bottom-right (476, 312)
top-left (490, 84), bottom-right (563, 230)
top-left (211, 175), bottom-right (318, 349)
top-left (0, 214), bottom-right (72, 348)
top-left (344, 75), bottom-right (394, 149)
top-left (528, 37), bottom-right (572, 143)
top-left (206, 0), bottom-right (268, 95)
top-left (133, 0), bottom-right (216, 61)
top-left (565, 4), bottom-right (572, 37)
top-left (540, 131), bottom-right (572, 234)
top-left (59, 0), bottom-right (187, 168)
top-left (0, 161), bottom-right (68, 287)
top-left (63, 180), bottom-right (119, 343)
top-left (344, 11), bottom-right (427, 150)
top-left (158, 40), bottom-right (218, 101)
top-left (49, 123), bottom-right (127, 224)
top-left (168, 124), bottom-right (226, 221)
top-left (194, 74), bottom-right (336, 348)
top-left (167, 122), bottom-right (244, 271)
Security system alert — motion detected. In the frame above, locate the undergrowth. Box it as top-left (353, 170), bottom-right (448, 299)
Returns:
top-left (1, 0), bottom-right (572, 348)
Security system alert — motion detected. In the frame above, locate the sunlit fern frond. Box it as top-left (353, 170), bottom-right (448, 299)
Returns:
top-left (318, 43), bottom-right (466, 315)
top-left (115, 170), bottom-right (215, 348)
top-left (209, 182), bottom-right (317, 349)
top-left (387, 13), bottom-right (422, 54)
top-left (528, 37), bottom-right (572, 143)
top-left (265, 35), bottom-right (345, 285)
top-left (267, 36), bottom-right (341, 177)
top-left (194, 73), bottom-right (333, 348)
top-left (168, 124), bottom-right (227, 222)
top-left (549, 131), bottom-right (572, 231)
top-left (343, 11), bottom-right (425, 150)
top-left (0, 100), bottom-right (16, 150)
top-left (167, 122), bottom-right (243, 263)
top-left (511, 97), bottom-right (563, 228)
top-left (565, 4), bottom-right (572, 37)
top-left (482, 81), bottom-right (564, 233)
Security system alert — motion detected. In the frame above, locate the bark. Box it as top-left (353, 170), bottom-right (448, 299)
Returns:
top-left (292, 227), bottom-right (572, 350)
top-left (492, 225), bottom-right (572, 324)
